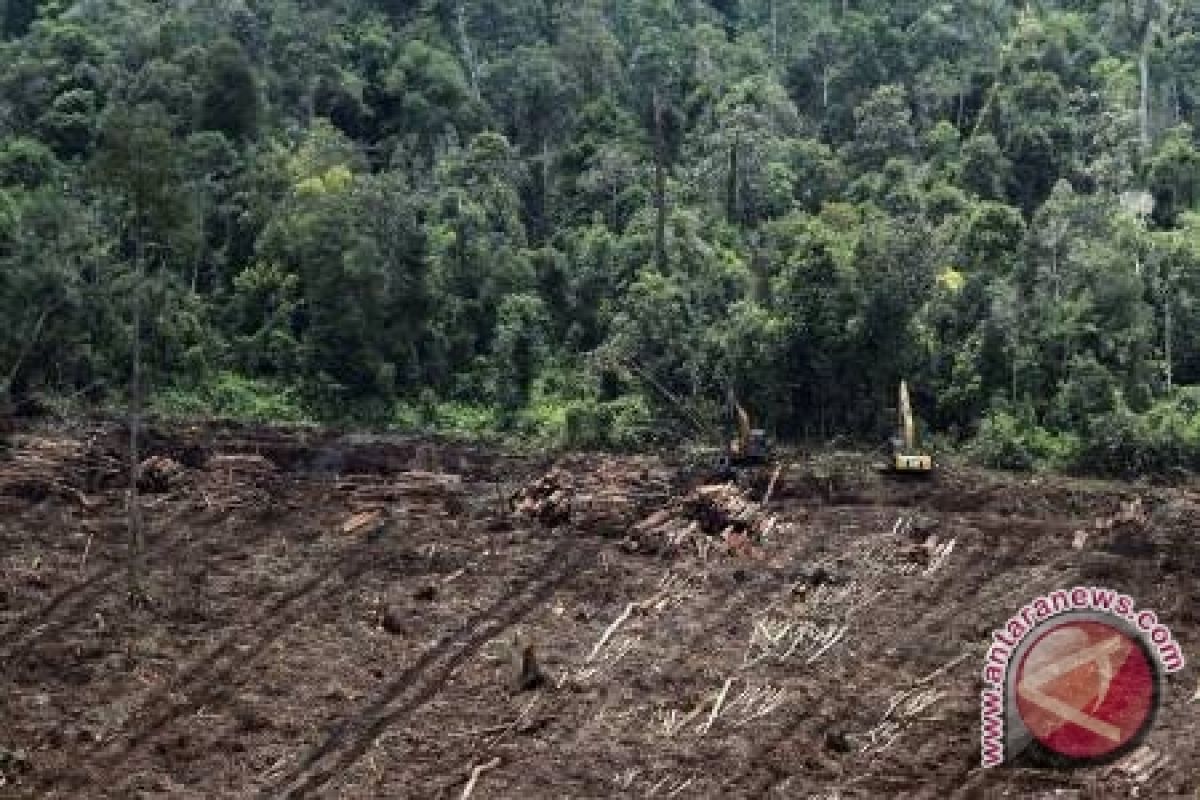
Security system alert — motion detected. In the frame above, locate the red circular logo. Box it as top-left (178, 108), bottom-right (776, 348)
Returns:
top-left (1015, 618), bottom-right (1159, 762)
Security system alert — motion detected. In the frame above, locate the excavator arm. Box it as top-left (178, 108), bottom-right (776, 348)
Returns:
top-left (899, 379), bottom-right (915, 451)
top-left (734, 400), bottom-right (752, 455)
top-left (891, 380), bottom-right (932, 473)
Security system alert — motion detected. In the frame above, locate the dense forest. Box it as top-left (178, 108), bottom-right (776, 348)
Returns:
top-left (2, 0), bottom-right (1200, 472)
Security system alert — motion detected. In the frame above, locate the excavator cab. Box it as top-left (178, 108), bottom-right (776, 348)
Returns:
top-left (714, 392), bottom-right (773, 483)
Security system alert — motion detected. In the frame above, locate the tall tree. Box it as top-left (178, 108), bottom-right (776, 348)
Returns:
top-left (92, 103), bottom-right (195, 601)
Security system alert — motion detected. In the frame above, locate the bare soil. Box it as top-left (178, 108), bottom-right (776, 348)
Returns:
top-left (1, 422), bottom-right (1197, 799)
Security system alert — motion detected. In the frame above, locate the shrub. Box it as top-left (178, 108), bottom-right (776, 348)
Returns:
top-left (153, 372), bottom-right (309, 423)
top-left (970, 409), bottom-right (1078, 471)
top-left (604, 394), bottom-right (656, 450)
top-left (971, 410), bottom-right (1036, 470)
top-left (433, 402), bottom-right (500, 437)
top-left (561, 394), bottom-right (657, 451)
top-left (1069, 393), bottom-right (1200, 478)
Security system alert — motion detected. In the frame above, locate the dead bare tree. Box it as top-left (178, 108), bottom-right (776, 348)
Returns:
top-left (126, 239), bottom-right (147, 604)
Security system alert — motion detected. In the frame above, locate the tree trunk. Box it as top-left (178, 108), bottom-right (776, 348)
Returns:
top-left (1011, 342), bottom-right (1018, 404)
top-left (1165, 286), bottom-right (1174, 393)
top-left (769, 0), bottom-right (778, 66)
top-left (127, 238), bottom-right (145, 602)
top-left (540, 133), bottom-right (551, 243)
top-left (653, 88), bottom-right (668, 272)
top-left (1051, 239), bottom-right (1060, 301)
top-left (1137, 1), bottom-right (1166, 149)
top-left (456, 1), bottom-right (481, 100)
top-left (3, 304), bottom-right (53, 398)
top-left (727, 137), bottom-right (739, 225)
top-left (1139, 44), bottom-right (1152, 149)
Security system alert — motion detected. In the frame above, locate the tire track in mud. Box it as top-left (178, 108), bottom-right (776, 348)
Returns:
top-left (258, 534), bottom-right (601, 800)
top-left (94, 525), bottom-right (396, 770)
top-left (0, 506), bottom-right (226, 665)
top-left (402, 512), bottom-right (852, 797)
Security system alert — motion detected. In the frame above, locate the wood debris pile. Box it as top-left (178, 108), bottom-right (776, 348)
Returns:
top-left (192, 452), bottom-right (284, 512)
top-left (137, 455), bottom-right (186, 493)
top-left (627, 484), bottom-right (783, 556)
top-left (685, 484), bottom-right (779, 538)
top-left (512, 459), bottom-right (675, 534)
top-left (0, 434), bottom-right (122, 503)
top-left (208, 453), bottom-right (278, 479)
top-left (891, 515), bottom-right (948, 566)
top-left (511, 460), bottom-right (784, 556)
top-left (511, 469), bottom-right (574, 526)
top-left (77, 437), bottom-right (127, 491)
top-left (337, 470), bottom-right (465, 520)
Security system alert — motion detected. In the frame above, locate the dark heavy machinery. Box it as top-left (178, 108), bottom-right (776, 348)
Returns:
top-left (592, 354), bottom-right (774, 485)
top-left (708, 389), bottom-right (779, 497)
top-left (715, 390), bottom-right (772, 478)
top-left (886, 380), bottom-right (933, 475)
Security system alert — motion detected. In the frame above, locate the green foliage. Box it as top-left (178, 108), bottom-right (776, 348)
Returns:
top-left (971, 409), bottom-right (1079, 472)
top-left (562, 394), bottom-right (656, 451)
top-left (0, 137), bottom-right (57, 187)
top-left (153, 373), bottom-right (308, 423)
top-left (1147, 128), bottom-right (1200, 226)
top-left (0, 0), bottom-right (1199, 477)
top-left (1068, 390), bottom-right (1200, 478)
top-left (430, 402), bottom-right (500, 438)
top-left (198, 39), bottom-right (259, 142)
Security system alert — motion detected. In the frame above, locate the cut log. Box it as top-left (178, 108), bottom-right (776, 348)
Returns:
top-left (209, 453), bottom-right (277, 475)
top-left (342, 509), bottom-right (385, 535)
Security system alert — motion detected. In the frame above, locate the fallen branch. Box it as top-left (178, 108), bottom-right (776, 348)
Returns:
top-left (923, 538), bottom-right (957, 575)
top-left (731, 684), bottom-right (788, 727)
top-left (588, 603), bottom-right (636, 663)
top-left (700, 677), bottom-right (735, 735)
top-left (806, 625), bottom-right (847, 664)
top-left (444, 723), bottom-right (513, 740)
top-left (487, 697), bottom-right (539, 748)
top-left (460, 757), bottom-right (502, 800)
top-left (914, 653), bottom-right (970, 686)
top-left (78, 533), bottom-right (93, 576)
top-left (658, 702), bottom-right (705, 738)
top-left (761, 464), bottom-right (785, 508)
top-left (647, 776), bottom-right (671, 796)
top-left (667, 777), bottom-right (694, 797)
top-left (342, 509), bottom-right (384, 535)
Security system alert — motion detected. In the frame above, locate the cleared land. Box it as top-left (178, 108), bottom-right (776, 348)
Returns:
top-left (1, 422), bottom-right (1197, 798)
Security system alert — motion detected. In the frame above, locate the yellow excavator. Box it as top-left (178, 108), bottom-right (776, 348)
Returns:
top-left (724, 393), bottom-right (771, 466)
top-left (590, 353), bottom-right (773, 483)
top-left (714, 390), bottom-right (772, 483)
top-left (887, 380), bottom-right (933, 474)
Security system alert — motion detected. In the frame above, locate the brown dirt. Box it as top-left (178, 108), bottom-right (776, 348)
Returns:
top-left (1, 423), bottom-right (1197, 799)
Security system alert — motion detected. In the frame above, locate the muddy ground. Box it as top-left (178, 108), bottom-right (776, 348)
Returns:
top-left (0, 421), bottom-right (1197, 799)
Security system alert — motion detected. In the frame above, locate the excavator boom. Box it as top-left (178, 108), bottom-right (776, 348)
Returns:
top-left (890, 380), bottom-right (932, 474)
top-left (899, 380), bottom-right (915, 451)
top-left (735, 401), bottom-right (752, 454)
